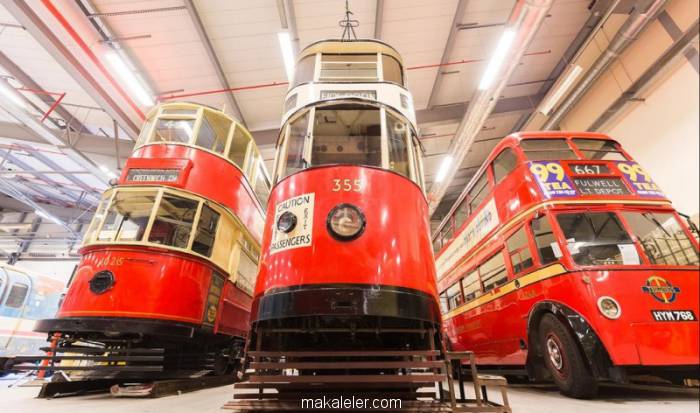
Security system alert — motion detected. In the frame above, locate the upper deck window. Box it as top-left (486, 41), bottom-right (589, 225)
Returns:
top-left (573, 138), bottom-right (627, 161)
top-left (320, 54), bottom-right (378, 82)
top-left (227, 125), bottom-right (251, 169)
top-left (197, 111), bottom-right (231, 154)
top-left (556, 212), bottom-right (636, 266)
top-left (622, 212), bottom-right (699, 266)
top-left (152, 119), bottom-right (194, 144)
top-left (468, 173), bottom-right (490, 213)
top-left (492, 148), bottom-right (518, 183)
top-left (311, 105), bottom-right (382, 167)
top-left (293, 54), bottom-right (316, 87)
top-left (382, 55), bottom-right (403, 84)
top-left (521, 139), bottom-right (577, 161)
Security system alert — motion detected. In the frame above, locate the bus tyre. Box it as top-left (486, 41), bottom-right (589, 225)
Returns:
top-left (538, 314), bottom-right (598, 398)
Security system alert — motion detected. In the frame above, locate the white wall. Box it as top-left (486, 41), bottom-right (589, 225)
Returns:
top-left (607, 59), bottom-right (699, 218)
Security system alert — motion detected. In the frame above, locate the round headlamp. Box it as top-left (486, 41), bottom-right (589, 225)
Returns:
top-left (597, 296), bottom-right (621, 319)
top-left (327, 204), bottom-right (365, 241)
top-left (277, 211), bottom-right (297, 233)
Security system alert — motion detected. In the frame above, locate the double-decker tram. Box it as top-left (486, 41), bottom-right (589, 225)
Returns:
top-left (33, 102), bottom-right (270, 378)
top-left (250, 39), bottom-right (440, 358)
top-left (434, 131), bottom-right (699, 398)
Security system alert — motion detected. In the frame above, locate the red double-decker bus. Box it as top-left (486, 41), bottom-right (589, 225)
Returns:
top-left (434, 131), bottom-right (699, 398)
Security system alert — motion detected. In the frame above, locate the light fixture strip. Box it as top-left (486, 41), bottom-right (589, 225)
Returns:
top-left (478, 29), bottom-right (517, 90)
top-left (435, 155), bottom-right (453, 183)
top-left (104, 50), bottom-right (154, 107)
top-left (278, 32), bottom-right (296, 83)
top-left (538, 64), bottom-right (583, 115)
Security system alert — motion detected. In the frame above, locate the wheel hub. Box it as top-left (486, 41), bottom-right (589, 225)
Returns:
top-left (546, 336), bottom-right (564, 371)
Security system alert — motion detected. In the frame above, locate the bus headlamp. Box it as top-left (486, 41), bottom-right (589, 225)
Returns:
top-left (327, 204), bottom-right (365, 241)
top-left (597, 296), bottom-right (621, 319)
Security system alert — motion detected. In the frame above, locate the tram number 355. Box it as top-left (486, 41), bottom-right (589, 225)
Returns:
top-left (332, 178), bottom-right (363, 192)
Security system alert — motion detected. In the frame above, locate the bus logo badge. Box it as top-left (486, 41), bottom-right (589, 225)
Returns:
top-left (641, 276), bottom-right (680, 303)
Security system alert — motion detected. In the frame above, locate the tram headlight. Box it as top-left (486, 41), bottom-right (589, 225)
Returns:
top-left (597, 296), bottom-right (621, 320)
top-left (277, 211), bottom-right (297, 233)
top-left (327, 204), bottom-right (365, 241)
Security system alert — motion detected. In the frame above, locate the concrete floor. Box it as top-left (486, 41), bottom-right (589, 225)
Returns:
top-left (1, 379), bottom-right (698, 412)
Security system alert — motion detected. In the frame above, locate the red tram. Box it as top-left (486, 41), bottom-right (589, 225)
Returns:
top-left (34, 102), bottom-right (269, 377)
top-left (250, 39), bottom-right (440, 353)
top-left (434, 131), bottom-right (699, 397)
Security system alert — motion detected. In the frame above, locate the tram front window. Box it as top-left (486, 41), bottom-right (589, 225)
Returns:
top-left (311, 106), bottom-right (382, 167)
top-left (320, 54), bottom-right (378, 82)
top-left (148, 194), bottom-right (198, 248)
top-left (152, 119), bottom-right (195, 144)
top-left (98, 191), bottom-right (157, 242)
top-left (556, 212), bottom-right (637, 266)
top-left (622, 212), bottom-right (699, 266)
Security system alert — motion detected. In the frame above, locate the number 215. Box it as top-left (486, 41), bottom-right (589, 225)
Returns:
top-left (332, 178), bottom-right (362, 192)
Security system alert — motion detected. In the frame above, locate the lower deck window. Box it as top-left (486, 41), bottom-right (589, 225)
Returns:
top-left (148, 194), bottom-right (198, 248)
top-left (192, 205), bottom-right (220, 257)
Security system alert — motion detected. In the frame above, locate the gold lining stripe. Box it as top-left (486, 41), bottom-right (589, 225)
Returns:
top-left (438, 198), bottom-right (671, 281)
top-left (443, 264), bottom-right (568, 320)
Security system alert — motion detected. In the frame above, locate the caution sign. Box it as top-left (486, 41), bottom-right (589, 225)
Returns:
top-left (270, 193), bottom-right (314, 255)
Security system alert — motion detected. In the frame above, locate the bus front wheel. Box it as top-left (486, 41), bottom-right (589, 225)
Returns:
top-left (538, 313), bottom-right (598, 398)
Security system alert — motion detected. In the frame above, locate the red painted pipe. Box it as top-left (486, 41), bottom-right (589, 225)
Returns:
top-left (41, 0), bottom-right (145, 120)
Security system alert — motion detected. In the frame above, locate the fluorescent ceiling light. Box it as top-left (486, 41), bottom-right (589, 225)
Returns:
top-left (435, 155), bottom-right (453, 183)
top-left (0, 81), bottom-right (26, 108)
top-left (538, 64), bottom-right (583, 115)
top-left (478, 29), bottom-right (516, 90)
top-left (104, 50), bottom-right (154, 107)
top-left (277, 32), bottom-right (295, 82)
top-left (98, 164), bottom-right (118, 179)
top-left (35, 209), bottom-right (63, 225)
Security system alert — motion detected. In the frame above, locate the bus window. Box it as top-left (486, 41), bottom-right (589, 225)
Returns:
top-left (98, 191), bottom-right (157, 242)
top-left (454, 198), bottom-right (469, 231)
top-left (442, 220), bottom-right (455, 244)
top-left (382, 54), bottom-right (403, 84)
top-left (532, 215), bottom-right (559, 265)
top-left (622, 212), bottom-right (699, 266)
top-left (556, 212), bottom-right (636, 266)
top-left (573, 139), bottom-right (627, 161)
top-left (280, 111), bottom-right (310, 178)
top-left (480, 251), bottom-right (507, 292)
top-left (311, 105), bottom-right (382, 167)
top-left (462, 269), bottom-right (481, 301)
top-left (433, 237), bottom-right (443, 254)
top-left (197, 111), bottom-right (231, 154)
top-left (320, 54), bottom-right (378, 82)
top-left (521, 139), bottom-right (577, 161)
top-left (293, 54), bottom-right (316, 87)
top-left (386, 112), bottom-right (410, 178)
top-left (439, 292), bottom-right (449, 313)
top-left (192, 205), bottom-right (220, 257)
top-left (4, 283), bottom-right (29, 308)
top-left (148, 194), bottom-right (198, 248)
top-left (446, 281), bottom-right (463, 310)
top-left (227, 125), bottom-right (251, 170)
top-left (492, 148), bottom-right (518, 184)
top-left (152, 119), bottom-right (195, 144)
top-left (468, 173), bottom-right (489, 213)
top-left (507, 226), bottom-right (534, 275)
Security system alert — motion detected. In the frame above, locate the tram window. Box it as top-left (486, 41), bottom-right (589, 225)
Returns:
top-left (382, 54), bottom-right (403, 84)
top-left (506, 227), bottom-right (534, 275)
top-left (573, 139), bottom-right (627, 161)
top-left (311, 106), bottom-right (382, 167)
top-left (411, 134), bottom-right (425, 189)
top-left (521, 139), bottom-right (577, 161)
top-left (192, 205), bottom-right (220, 257)
top-left (433, 237), bottom-right (443, 254)
top-left (622, 212), bottom-right (699, 266)
top-left (281, 112), bottom-right (310, 178)
top-left (480, 251), bottom-right (507, 292)
top-left (136, 117), bottom-right (154, 147)
top-left (492, 148), bottom-right (518, 184)
top-left (148, 194), bottom-right (198, 248)
top-left (227, 125), bottom-right (251, 169)
top-left (253, 160), bottom-right (271, 207)
top-left (98, 191), bottom-right (157, 242)
top-left (152, 119), bottom-right (195, 144)
top-left (446, 281), bottom-right (463, 310)
top-left (556, 212), bottom-right (634, 266)
top-left (83, 193), bottom-right (111, 243)
top-left (235, 248), bottom-right (257, 296)
top-left (468, 173), bottom-right (489, 213)
top-left (320, 54), bottom-right (378, 82)
top-left (197, 111), bottom-right (231, 154)
top-left (454, 198), bottom-right (469, 231)
top-left (4, 283), bottom-right (28, 308)
top-left (293, 55), bottom-right (316, 87)
top-left (462, 270), bottom-right (481, 301)
top-left (386, 112), bottom-right (410, 177)
top-left (442, 222), bottom-right (455, 244)
top-left (439, 292), bottom-right (449, 313)
top-left (531, 215), bottom-right (558, 265)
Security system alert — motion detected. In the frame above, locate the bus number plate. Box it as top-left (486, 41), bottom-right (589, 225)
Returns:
top-left (570, 164), bottom-right (610, 175)
top-left (651, 310), bottom-right (697, 322)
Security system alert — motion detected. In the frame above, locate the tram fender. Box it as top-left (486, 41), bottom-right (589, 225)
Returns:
top-left (526, 301), bottom-right (614, 380)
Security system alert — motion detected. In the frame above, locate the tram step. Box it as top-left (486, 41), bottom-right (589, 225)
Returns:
top-left (13, 355), bottom-right (164, 362)
top-left (223, 400), bottom-right (454, 412)
top-left (247, 374), bottom-right (446, 384)
top-left (232, 391), bottom-right (439, 400)
top-left (40, 346), bottom-right (166, 354)
top-left (234, 381), bottom-right (426, 390)
top-left (248, 350), bottom-right (441, 358)
top-left (20, 365), bottom-right (164, 372)
top-left (249, 360), bottom-right (444, 370)
top-left (475, 374), bottom-right (508, 386)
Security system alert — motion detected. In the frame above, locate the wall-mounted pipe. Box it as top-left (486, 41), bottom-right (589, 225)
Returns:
top-left (542, 0), bottom-right (667, 129)
top-left (427, 0), bottom-right (554, 216)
